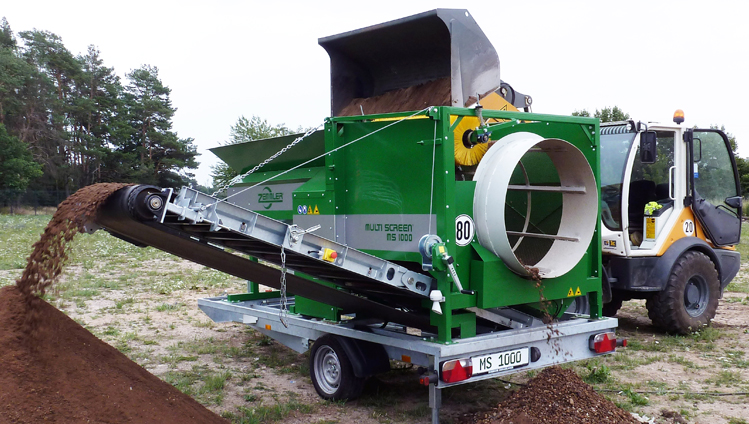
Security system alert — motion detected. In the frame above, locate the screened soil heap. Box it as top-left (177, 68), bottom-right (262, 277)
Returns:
top-left (3, 183), bottom-right (226, 423)
top-left (474, 366), bottom-right (639, 424)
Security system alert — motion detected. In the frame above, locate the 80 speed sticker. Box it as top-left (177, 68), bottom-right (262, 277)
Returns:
top-left (455, 214), bottom-right (475, 246)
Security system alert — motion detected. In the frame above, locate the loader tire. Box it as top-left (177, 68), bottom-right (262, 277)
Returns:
top-left (646, 251), bottom-right (719, 335)
top-left (310, 335), bottom-right (365, 401)
top-left (602, 297), bottom-right (623, 317)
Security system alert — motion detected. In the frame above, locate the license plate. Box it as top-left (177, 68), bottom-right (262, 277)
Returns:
top-left (473, 347), bottom-right (529, 375)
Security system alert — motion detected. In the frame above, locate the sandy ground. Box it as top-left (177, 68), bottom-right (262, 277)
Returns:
top-left (3, 235), bottom-right (749, 423)
top-left (39, 276), bottom-right (747, 424)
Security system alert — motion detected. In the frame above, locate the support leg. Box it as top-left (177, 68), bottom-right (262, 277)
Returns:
top-left (429, 383), bottom-right (441, 424)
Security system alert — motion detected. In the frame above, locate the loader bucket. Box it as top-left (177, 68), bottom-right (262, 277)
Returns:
top-left (319, 9), bottom-right (501, 116)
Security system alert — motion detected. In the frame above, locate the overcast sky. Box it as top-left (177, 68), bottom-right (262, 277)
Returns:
top-left (4, 1), bottom-right (748, 186)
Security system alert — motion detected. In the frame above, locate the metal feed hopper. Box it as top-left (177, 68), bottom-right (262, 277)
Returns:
top-left (319, 9), bottom-right (502, 115)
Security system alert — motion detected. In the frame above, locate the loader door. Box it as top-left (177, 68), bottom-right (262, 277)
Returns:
top-left (686, 129), bottom-right (742, 246)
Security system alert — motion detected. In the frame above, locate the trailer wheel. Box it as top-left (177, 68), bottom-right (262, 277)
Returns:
top-left (646, 251), bottom-right (719, 335)
top-left (310, 335), bottom-right (365, 401)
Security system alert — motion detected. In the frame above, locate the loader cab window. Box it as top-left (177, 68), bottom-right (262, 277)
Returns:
top-left (600, 131), bottom-right (637, 231)
top-left (630, 131), bottom-right (675, 197)
top-left (628, 131), bottom-right (675, 235)
top-left (692, 132), bottom-right (739, 207)
top-left (689, 129), bottom-right (742, 246)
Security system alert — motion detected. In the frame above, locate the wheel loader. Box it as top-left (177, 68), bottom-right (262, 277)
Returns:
top-left (596, 115), bottom-right (742, 334)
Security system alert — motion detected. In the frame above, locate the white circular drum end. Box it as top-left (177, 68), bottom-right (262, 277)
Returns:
top-left (473, 132), bottom-right (598, 279)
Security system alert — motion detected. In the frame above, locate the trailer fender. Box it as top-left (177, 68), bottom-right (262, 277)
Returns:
top-left (335, 336), bottom-right (390, 378)
top-left (646, 237), bottom-right (726, 291)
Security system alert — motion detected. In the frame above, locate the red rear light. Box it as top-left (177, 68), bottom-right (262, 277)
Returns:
top-left (589, 332), bottom-right (618, 353)
top-left (441, 359), bottom-right (473, 383)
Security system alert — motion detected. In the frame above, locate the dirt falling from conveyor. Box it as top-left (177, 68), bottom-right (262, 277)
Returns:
top-left (525, 266), bottom-right (564, 357)
top-left (4, 183), bottom-right (227, 423)
top-left (16, 183), bottom-right (132, 300)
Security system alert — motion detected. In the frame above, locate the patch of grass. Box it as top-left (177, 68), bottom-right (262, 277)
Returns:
top-left (156, 302), bottom-right (184, 312)
top-left (690, 326), bottom-right (723, 343)
top-left (625, 328), bottom-right (724, 354)
top-left (728, 418), bottom-right (748, 424)
top-left (204, 370), bottom-right (232, 392)
top-left (667, 354), bottom-right (699, 369)
top-left (0, 215), bottom-right (49, 271)
top-left (65, 288), bottom-right (100, 299)
top-left (723, 350), bottom-right (749, 368)
top-left (161, 354), bottom-right (199, 368)
top-left (646, 380), bottom-right (670, 395)
top-left (193, 320), bottom-right (215, 328)
top-left (222, 395), bottom-right (315, 424)
top-left (723, 296), bottom-right (748, 304)
top-left (610, 353), bottom-right (664, 371)
top-left (732, 223), bottom-right (749, 269)
top-left (256, 345), bottom-right (306, 375)
top-left (163, 366), bottom-right (232, 405)
top-left (256, 335), bottom-right (274, 346)
top-left (583, 364), bottom-right (611, 384)
top-left (102, 326), bottom-right (120, 336)
top-left (621, 389), bottom-right (649, 406)
top-left (115, 297), bottom-right (135, 309)
top-left (707, 370), bottom-right (743, 387)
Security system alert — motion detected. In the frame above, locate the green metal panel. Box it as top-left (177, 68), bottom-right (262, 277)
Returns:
top-left (293, 296), bottom-right (341, 321)
top-left (213, 107), bottom-right (603, 343)
top-left (227, 291), bottom-right (281, 302)
top-left (210, 131), bottom-right (325, 173)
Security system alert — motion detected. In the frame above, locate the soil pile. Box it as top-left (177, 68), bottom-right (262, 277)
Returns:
top-left (0, 286), bottom-right (226, 423)
top-left (476, 366), bottom-right (638, 424)
top-left (3, 183), bottom-right (226, 423)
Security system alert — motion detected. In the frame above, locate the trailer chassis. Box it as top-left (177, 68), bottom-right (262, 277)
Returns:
top-left (198, 295), bottom-right (617, 424)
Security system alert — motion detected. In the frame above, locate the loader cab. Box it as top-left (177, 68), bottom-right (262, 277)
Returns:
top-left (600, 121), bottom-right (741, 256)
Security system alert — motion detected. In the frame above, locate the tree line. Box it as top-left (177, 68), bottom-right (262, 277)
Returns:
top-left (0, 18), bottom-right (197, 205)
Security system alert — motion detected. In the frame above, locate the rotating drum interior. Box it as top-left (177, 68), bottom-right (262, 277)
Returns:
top-left (473, 132), bottom-right (598, 278)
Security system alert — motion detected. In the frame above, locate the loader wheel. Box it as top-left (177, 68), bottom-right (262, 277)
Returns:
top-left (646, 251), bottom-right (719, 335)
top-left (602, 297), bottom-right (623, 317)
top-left (310, 335), bottom-right (364, 401)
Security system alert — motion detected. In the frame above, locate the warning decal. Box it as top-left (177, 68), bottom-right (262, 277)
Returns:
top-left (568, 287), bottom-right (582, 297)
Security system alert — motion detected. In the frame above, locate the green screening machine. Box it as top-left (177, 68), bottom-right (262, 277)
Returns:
top-left (93, 9), bottom-right (620, 423)
top-left (208, 9), bottom-right (603, 343)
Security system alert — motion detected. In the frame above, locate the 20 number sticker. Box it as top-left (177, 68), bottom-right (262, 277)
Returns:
top-left (455, 214), bottom-right (475, 246)
top-left (683, 219), bottom-right (695, 236)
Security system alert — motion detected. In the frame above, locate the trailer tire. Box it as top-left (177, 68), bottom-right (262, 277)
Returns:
top-left (646, 251), bottom-right (719, 335)
top-left (310, 335), bottom-right (365, 401)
